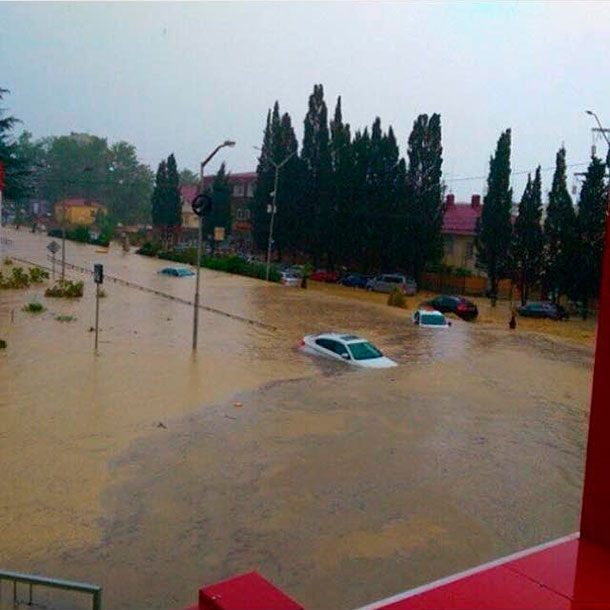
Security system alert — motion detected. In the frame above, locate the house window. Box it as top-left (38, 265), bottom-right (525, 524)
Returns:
top-left (466, 242), bottom-right (474, 260)
top-left (233, 184), bottom-right (244, 197)
top-left (444, 235), bottom-right (454, 256)
top-left (246, 183), bottom-right (254, 197)
top-left (244, 209), bottom-right (251, 220)
top-left (236, 209), bottom-right (244, 220)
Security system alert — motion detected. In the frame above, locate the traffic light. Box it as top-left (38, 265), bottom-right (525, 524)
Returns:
top-left (94, 264), bottom-right (104, 284)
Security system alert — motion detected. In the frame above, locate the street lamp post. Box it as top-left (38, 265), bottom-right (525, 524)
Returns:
top-left (264, 152), bottom-right (296, 281)
top-left (192, 140), bottom-right (236, 353)
top-left (586, 110), bottom-right (610, 211)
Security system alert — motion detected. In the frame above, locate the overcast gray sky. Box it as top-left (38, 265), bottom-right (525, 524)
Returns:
top-left (1, 1), bottom-right (609, 201)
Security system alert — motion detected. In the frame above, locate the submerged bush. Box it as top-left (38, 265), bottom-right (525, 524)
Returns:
top-left (0, 266), bottom-right (31, 289)
top-left (0, 339), bottom-right (6, 349)
top-left (3, 257), bottom-right (13, 265)
top-left (45, 279), bottom-right (84, 298)
top-left (23, 301), bottom-right (45, 313)
top-left (29, 266), bottom-right (50, 283)
top-left (387, 287), bottom-right (406, 308)
top-left (55, 314), bottom-right (76, 322)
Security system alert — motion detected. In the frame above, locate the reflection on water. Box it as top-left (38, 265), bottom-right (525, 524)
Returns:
top-left (0, 229), bottom-right (594, 610)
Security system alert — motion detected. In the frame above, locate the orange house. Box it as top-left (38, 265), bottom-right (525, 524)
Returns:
top-left (54, 198), bottom-right (107, 226)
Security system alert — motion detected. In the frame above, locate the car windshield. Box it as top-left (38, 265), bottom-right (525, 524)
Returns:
top-left (348, 341), bottom-right (383, 360)
top-left (421, 314), bottom-right (446, 326)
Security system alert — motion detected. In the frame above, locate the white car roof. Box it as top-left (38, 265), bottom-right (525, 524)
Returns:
top-left (311, 332), bottom-right (366, 343)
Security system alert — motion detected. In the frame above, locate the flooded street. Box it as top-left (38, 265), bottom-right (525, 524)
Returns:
top-left (0, 228), bottom-right (594, 610)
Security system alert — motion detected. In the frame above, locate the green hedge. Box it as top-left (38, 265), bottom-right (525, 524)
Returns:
top-left (137, 242), bottom-right (279, 282)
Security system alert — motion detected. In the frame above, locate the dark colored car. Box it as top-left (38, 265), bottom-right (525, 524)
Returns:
top-left (338, 273), bottom-right (370, 288)
top-left (310, 269), bottom-right (339, 282)
top-left (425, 295), bottom-right (479, 321)
top-left (517, 301), bottom-right (570, 321)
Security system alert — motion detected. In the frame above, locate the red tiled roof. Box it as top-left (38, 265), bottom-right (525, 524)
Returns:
top-left (442, 203), bottom-right (481, 236)
top-left (181, 173), bottom-right (257, 204)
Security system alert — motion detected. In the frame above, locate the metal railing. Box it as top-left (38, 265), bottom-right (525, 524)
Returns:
top-left (0, 570), bottom-right (102, 610)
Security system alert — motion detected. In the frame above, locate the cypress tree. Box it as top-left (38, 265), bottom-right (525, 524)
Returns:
top-left (151, 159), bottom-right (168, 246)
top-left (513, 167), bottom-right (544, 305)
top-left (253, 110), bottom-right (274, 252)
top-left (476, 128), bottom-right (513, 306)
top-left (206, 161), bottom-right (231, 254)
top-left (166, 153), bottom-right (182, 246)
top-left (543, 146), bottom-right (577, 302)
top-left (330, 96), bottom-right (352, 267)
top-left (574, 156), bottom-right (607, 317)
top-left (301, 84), bottom-right (332, 266)
top-left (405, 113), bottom-right (444, 280)
top-left (350, 128), bottom-right (372, 271)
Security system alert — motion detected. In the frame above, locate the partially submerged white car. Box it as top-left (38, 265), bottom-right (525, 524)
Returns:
top-left (412, 309), bottom-right (451, 328)
top-left (300, 332), bottom-right (397, 368)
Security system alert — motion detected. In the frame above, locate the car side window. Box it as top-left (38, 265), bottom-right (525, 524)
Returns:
top-left (316, 338), bottom-right (334, 351)
top-left (333, 342), bottom-right (349, 356)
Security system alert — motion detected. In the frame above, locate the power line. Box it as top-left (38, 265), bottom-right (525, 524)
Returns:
top-left (450, 162), bottom-right (590, 183)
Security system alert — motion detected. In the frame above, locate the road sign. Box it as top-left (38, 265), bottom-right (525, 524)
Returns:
top-left (47, 241), bottom-right (61, 254)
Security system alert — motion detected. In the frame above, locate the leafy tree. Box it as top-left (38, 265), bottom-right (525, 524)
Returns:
top-left (513, 167), bottom-right (544, 305)
top-left (106, 142), bottom-right (153, 224)
top-left (574, 156), bottom-right (607, 317)
top-left (476, 128), bottom-right (513, 305)
top-left (0, 87), bottom-right (32, 209)
top-left (543, 146), bottom-right (578, 302)
top-left (404, 113), bottom-right (444, 280)
top-left (301, 84), bottom-right (332, 266)
top-left (42, 133), bottom-right (110, 205)
top-left (179, 167), bottom-right (199, 186)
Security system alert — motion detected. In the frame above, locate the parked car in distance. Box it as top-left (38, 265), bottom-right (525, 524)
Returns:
top-left (338, 273), bottom-right (370, 288)
top-left (412, 310), bottom-right (451, 328)
top-left (424, 295), bottom-right (479, 321)
top-left (279, 271), bottom-right (301, 287)
top-left (158, 267), bottom-right (195, 277)
top-left (517, 301), bottom-right (570, 320)
top-left (300, 332), bottom-right (397, 368)
top-left (309, 269), bottom-right (339, 283)
top-left (366, 274), bottom-right (417, 296)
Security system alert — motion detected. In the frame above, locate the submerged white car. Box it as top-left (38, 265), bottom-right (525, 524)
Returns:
top-left (412, 309), bottom-right (451, 328)
top-left (300, 332), bottom-right (397, 368)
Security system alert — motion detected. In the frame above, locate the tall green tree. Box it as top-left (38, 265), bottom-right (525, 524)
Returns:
top-left (513, 167), bottom-right (544, 305)
top-left (476, 128), bottom-right (513, 305)
top-left (574, 156), bottom-right (607, 317)
top-left (301, 84), bottom-right (332, 266)
top-left (405, 113), bottom-right (444, 280)
top-left (206, 161), bottom-right (231, 252)
top-left (253, 109), bottom-right (274, 252)
top-left (543, 146), bottom-right (578, 302)
top-left (106, 141), bottom-right (154, 224)
top-left (350, 128), bottom-right (372, 271)
top-left (151, 154), bottom-right (181, 248)
top-left (330, 96), bottom-right (353, 266)
top-left (0, 87), bottom-right (32, 208)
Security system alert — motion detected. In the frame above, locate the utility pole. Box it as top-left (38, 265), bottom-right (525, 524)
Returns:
top-left (192, 140), bottom-right (236, 353)
top-left (265, 151), bottom-right (296, 281)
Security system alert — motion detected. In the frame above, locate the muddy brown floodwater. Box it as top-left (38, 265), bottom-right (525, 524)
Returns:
top-left (0, 228), bottom-right (594, 610)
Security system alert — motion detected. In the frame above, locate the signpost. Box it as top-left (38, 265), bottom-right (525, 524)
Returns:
top-left (47, 241), bottom-right (61, 279)
top-left (93, 264), bottom-right (103, 354)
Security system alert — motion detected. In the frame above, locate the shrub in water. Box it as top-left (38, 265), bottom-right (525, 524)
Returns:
top-left (45, 279), bottom-right (84, 298)
top-left (29, 266), bottom-right (50, 283)
top-left (387, 287), bottom-right (406, 308)
top-left (0, 339), bottom-right (7, 349)
top-left (55, 314), bottom-right (76, 322)
top-left (3, 257), bottom-right (13, 265)
top-left (23, 301), bottom-right (45, 313)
